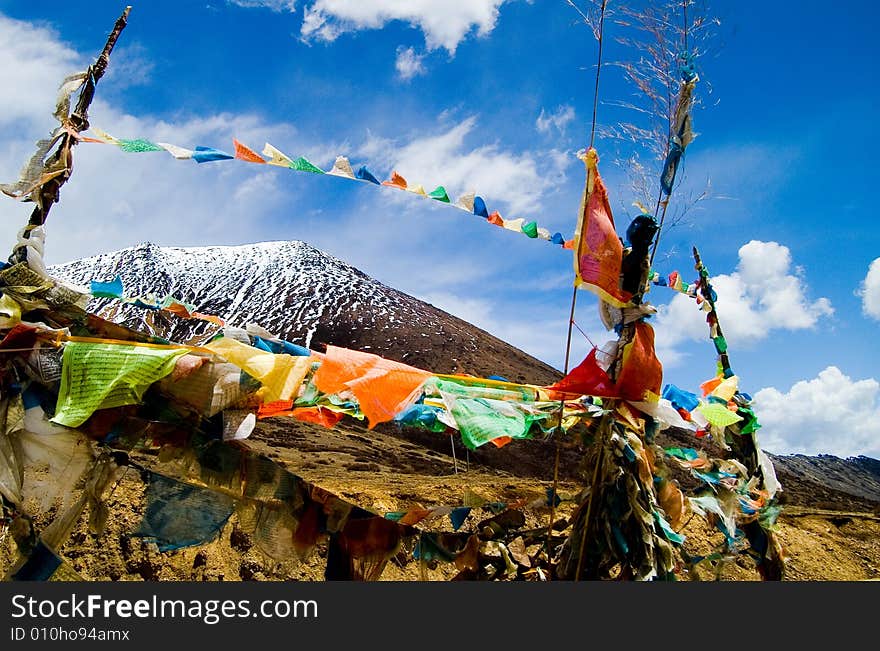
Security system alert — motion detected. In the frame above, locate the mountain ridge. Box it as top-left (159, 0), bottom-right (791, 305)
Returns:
top-left (50, 240), bottom-right (561, 385)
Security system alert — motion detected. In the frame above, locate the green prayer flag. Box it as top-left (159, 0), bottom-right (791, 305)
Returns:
top-left (118, 139), bottom-right (164, 153)
top-left (290, 157), bottom-right (325, 174)
top-left (521, 221), bottom-right (539, 238)
top-left (52, 342), bottom-right (187, 428)
top-left (427, 186), bottom-right (450, 202)
top-left (696, 402), bottom-right (743, 428)
top-left (712, 335), bottom-right (728, 354)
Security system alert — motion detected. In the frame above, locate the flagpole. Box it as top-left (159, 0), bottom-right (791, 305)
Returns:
top-left (9, 6), bottom-right (131, 266)
top-left (547, 0), bottom-right (609, 564)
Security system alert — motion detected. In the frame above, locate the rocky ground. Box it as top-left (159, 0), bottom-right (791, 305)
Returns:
top-left (4, 414), bottom-right (878, 582)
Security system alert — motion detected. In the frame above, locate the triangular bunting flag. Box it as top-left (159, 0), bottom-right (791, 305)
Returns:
top-left (262, 142), bottom-right (293, 167)
top-left (233, 139), bottom-right (266, 163)
top-left (473, 195), bottom-right (489, 218)
top-left (118, 139), bottom-right (163, 153)
top-left (522, 221), bottom-right (539, 238)
top-left (157, 142), bottom-right (194, 159)
top-left (382, 171), bottom-right (407, 189)
top-left (454, 191), bottom-right (475, 212)
top-left (192, 146), bottom-right (233, 163)
top-left (290, 157), bottom-right (324, 174)
top-left (355, 165), bottom-right (381, 184)
top-left (327, 156), bottom-right (355, 178)
top-left (427, 186), bottom-right (450, 202)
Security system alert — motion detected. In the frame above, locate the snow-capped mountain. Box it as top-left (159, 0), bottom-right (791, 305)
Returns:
top-left (50, 241), bottom-right (561, 384)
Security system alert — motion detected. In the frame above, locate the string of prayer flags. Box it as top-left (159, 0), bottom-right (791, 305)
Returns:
top-left (73, 127), bottom-right (572, 251)
top-left (86, 275), bottom-right (225, 326)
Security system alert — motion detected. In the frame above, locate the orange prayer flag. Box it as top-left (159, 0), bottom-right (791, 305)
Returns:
top-left (572, 148), bottom-right (632, 307)
top-left (313, 346), bottom-right (431, 429)
top-left (233, 138), bottom-right (266, 164)
top-left (700, 376), bottom-right (723, 396)
top-left (382, 171), bottom-right (408, 189)
top-left (487, 211), bottom-right (504, 226)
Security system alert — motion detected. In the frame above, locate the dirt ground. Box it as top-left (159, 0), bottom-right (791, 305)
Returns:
top-left (3, 416), bottom-right (879, 582)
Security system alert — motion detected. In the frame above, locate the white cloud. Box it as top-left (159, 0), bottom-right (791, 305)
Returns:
top-left (0, 14), bottom-right (84, 130)
top-left (536, 104), bottom-right (575, 135)
top-left (654, 240), bottom-right (833, 363)
top-left (753, 367), bottom-right (880, 458)
top-left (300, 0), bottom-right (510, 53)
top-left (395, 46), bottom-right (425, 80)
top-left (859, 257), bottom-right (880, 320)
top-left (0, 13), bottom-right (312, 265)
top-left (103, 43), bottom-right (155, 90)
top-left (419, 290), bottom-right (592, 371)
top-left (227, 0), bottom-right (298, 11)
top-left (357, 116), bottom-right (569, 215)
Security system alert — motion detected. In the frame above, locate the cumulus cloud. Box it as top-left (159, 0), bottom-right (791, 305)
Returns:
top-left (353, 116), bottom-right (568, 215)
top-left (654, 240), bottom-right (833, 364)
top-left (536, 105), bottom-right (575, 135)
top-left (0, 14), bottom-right (84, 130)
top-left (394, 46), bottom-right (425, 80)
top-left (859, 257), bottom-right (880, 320)
top-left (753, 367), bottom-right (880, 458)
top-left (0, 13), bottom-right (309, 264)
top-left (300, 0), bottom-right (510, 53)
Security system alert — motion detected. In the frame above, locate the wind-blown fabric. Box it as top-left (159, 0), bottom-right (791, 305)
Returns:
top-left (572, 148), bottom-right (632, 307)
top-left (312, 346), bottom-right (430, 428)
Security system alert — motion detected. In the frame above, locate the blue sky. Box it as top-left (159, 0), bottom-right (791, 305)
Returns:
top-left (0, 1), bottom-right (878, 457)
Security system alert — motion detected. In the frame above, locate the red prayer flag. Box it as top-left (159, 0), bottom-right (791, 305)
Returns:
top-left (545, 348), bottom-right (617, 398)
top-left (572, 148), bottom-right (632, 307)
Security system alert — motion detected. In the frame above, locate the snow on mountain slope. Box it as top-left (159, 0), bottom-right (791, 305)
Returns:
top-left (50, 241), bottom-right (561, 384)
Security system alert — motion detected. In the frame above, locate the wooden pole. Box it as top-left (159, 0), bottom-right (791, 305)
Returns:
top-left (10, 6), bottom-right (131, 265)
